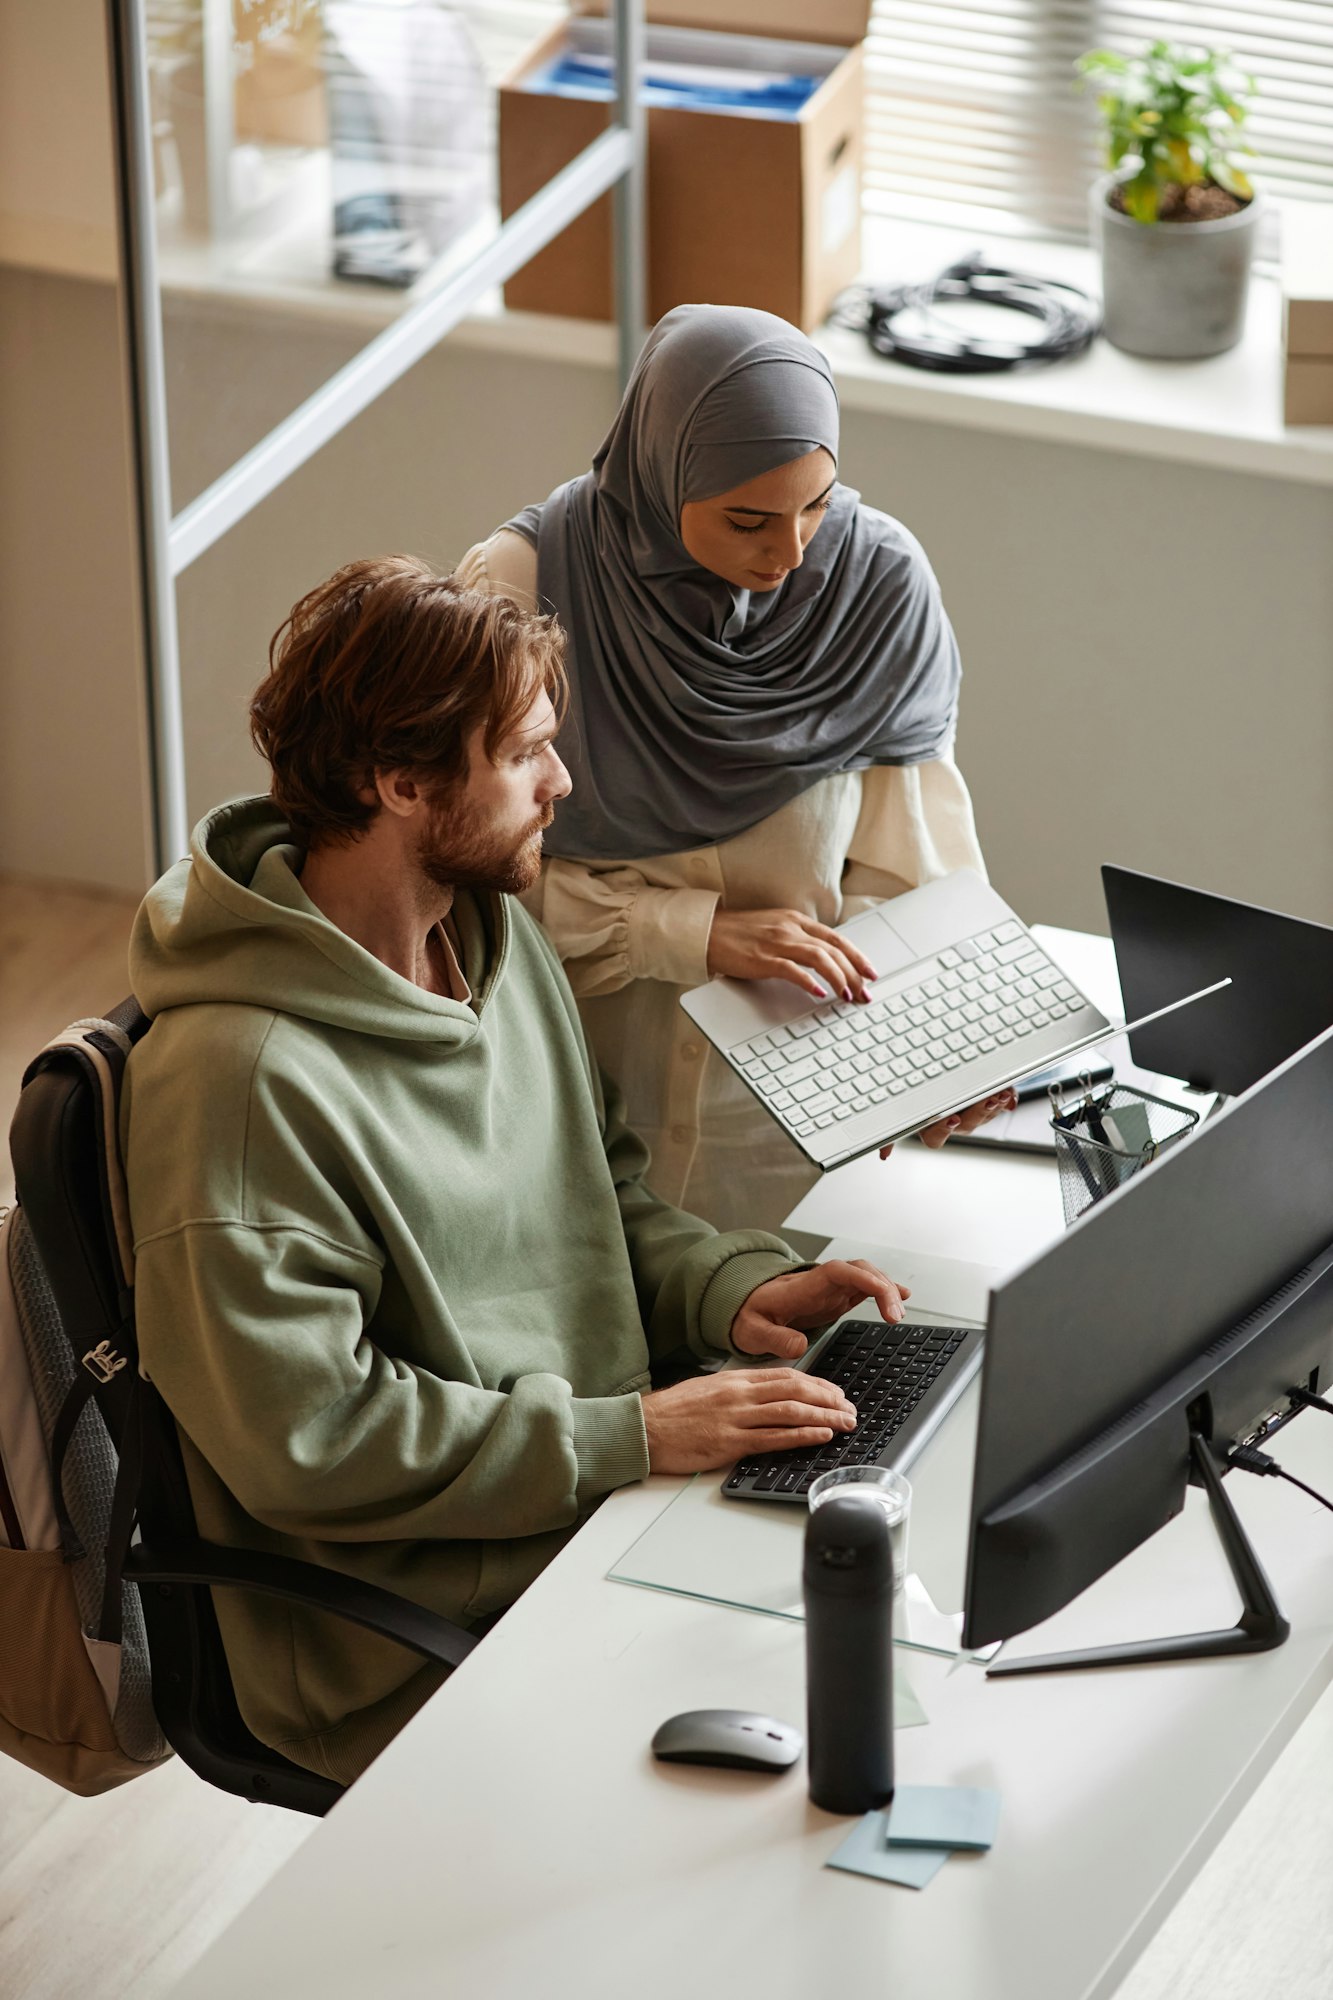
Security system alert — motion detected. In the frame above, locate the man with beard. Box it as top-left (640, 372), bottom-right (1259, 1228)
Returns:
top-left (122, 556), bottom-right (907, 1784)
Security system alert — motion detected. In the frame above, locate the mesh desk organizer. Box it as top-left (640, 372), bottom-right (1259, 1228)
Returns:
top-left (1051, 1074), bottom-right (1199, 1226)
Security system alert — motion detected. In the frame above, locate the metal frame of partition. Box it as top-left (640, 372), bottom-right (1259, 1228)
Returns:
top-left (105, 0), bottom-right (646, 874)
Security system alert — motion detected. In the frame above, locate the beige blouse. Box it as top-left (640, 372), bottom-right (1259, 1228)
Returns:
top-left (455, 529), bottom-right (987, 1234)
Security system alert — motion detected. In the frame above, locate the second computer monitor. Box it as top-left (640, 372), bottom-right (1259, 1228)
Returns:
top-left (1103, 864), bottom-right (1333, 1097)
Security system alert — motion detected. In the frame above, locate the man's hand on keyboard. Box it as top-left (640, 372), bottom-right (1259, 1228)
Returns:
top-left (728, 1259), bottom-right (912, 1362)
top-left (706, 906), bottom-right (879, 1003)
top-left (878, 1087), bottom-right (1019, 1160)
top-left (640, 1369), bottom-right (857, 1475)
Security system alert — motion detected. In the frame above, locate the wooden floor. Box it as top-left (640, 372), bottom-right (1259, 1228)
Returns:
top-left (1, 873), bottom-right (1330, 1999)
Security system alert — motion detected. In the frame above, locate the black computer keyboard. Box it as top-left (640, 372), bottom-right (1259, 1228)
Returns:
top-left (721, 1318), bottom-right (977, 1503)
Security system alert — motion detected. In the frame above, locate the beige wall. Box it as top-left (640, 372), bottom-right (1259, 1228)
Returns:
top-left (838, 417), bottom-right (1333, 931)
top-left (0, 0), bottom-right (152, 894)
top-left (0, 265), bottom-right (152, 893)
top-left (0, 0), bottom-right (118, 280)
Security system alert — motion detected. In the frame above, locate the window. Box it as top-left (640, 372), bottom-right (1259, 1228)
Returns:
top-left (864, 0), bottom-right (1333, 238)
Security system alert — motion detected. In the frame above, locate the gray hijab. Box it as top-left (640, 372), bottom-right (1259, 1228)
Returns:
top-left (506, 304), bottom-right (960, 862)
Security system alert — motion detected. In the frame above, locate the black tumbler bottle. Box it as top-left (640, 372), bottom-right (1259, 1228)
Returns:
top-left (803, 1492), bottom-right (895, 1815)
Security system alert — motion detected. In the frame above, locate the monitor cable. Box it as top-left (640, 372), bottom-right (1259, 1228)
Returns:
top-left (1228, 1442), bottom-right (1333, 1518)
top-left (833, 253), bottom-right (1101, 375)
top-left (1288, 1385), bottom-right (1333, 1418)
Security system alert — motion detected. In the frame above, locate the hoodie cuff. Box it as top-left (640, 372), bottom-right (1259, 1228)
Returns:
top-left (699, 1249), bottom-right (810, 1357)
top-left (571, 1392), bottom-right (651, 1506)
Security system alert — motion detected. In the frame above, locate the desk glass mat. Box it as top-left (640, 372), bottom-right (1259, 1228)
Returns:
top-left (606, 1471), bottom-right (986, 1662)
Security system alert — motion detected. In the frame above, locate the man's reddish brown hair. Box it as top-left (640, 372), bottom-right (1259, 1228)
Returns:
top-left (249, 556), bottom-right (567, 847)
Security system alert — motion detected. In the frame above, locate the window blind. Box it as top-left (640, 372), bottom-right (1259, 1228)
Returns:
top-left (864, 0), bottom-right (1333, 238)
top-left (360, 2), bottom-right (1333, 242)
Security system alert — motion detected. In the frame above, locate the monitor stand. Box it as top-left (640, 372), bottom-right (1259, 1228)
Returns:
top-left (985, 1430), bottom-right (1290, 1678)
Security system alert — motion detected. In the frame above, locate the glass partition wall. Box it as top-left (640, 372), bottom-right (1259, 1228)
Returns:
top-left (107, 0), bottom-right (646, 871)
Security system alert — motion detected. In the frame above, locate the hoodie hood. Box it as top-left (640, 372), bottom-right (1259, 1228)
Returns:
top-left (131, 796), bottom-right (503, 1045)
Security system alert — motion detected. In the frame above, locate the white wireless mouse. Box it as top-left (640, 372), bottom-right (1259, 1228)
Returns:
top-left (651, 1709), bottom-right (804, 1773)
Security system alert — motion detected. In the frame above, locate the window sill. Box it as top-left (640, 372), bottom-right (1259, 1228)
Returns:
top-left (815, 214), bottom-right (1333, 490)
top-left (149, 205), bottom-right (1333, 489)
top-left (446, 227), bottom-right (1333, 486)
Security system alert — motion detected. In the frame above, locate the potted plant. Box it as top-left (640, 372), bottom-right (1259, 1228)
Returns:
top-left (1078, 41), bottom-right (1260, 359)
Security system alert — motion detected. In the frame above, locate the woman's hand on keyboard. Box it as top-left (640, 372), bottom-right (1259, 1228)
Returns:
top-left (878, 1088), bottom-right (1019, 1160)
top-left (729, 1259), bottom-right (912, 1362)
top-left (641, 1370), bottom-right (858, 1475)
top-left (706, 906), bottom-right (878, 1002)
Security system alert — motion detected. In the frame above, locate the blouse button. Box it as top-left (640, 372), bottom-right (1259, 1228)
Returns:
top-left (681, 1041), bottom-right (701, 1061)
top-left (670, 1123), bottom-right (691, 1144)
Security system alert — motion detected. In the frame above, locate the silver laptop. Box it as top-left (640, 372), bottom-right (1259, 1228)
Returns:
top-left (681, 869), bottom-right (1113, 1172)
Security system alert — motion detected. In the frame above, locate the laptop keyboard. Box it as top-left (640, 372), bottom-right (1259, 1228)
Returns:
top-left (727, 922), bottom-right (1085, 1137)
top-left (723, 1318), bottom-right (973, 1500)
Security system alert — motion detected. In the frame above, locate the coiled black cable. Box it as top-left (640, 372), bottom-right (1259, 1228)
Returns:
top-left (834, 252), bottom-right (1101, 375)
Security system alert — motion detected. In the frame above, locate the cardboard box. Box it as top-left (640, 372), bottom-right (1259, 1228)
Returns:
top-left (1281, 203), bottom-right (1333, 426)
top-left (499, 0), bottom-right (868, 331)
top-left (1284, 356), bottom-right (1333, 427)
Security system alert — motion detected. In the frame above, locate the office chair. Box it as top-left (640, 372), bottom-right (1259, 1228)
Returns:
top-left (10, 997), bottom-right (478, 1817)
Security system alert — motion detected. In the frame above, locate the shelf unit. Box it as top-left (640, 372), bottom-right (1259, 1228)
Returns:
top-left (105, 0), bottom-right (646, 870)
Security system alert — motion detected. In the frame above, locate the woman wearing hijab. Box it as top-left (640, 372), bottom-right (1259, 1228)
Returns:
top-left (455, 305), bottom-right (1008, 1231)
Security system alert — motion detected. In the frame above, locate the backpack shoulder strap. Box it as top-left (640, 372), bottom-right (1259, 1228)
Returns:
top-left (18, 1014), bottom-right (146, 1639)
top-left (24, 1020), bottom-right (136, 1296)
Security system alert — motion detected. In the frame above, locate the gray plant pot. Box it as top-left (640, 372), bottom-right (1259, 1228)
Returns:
top-left (1091, 174), bottom-right (1262, 359)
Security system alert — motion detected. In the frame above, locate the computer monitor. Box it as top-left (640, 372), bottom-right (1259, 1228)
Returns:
top-left (961, 1023), bottom-right (1333, 1673)
top-left (1103, 864), bottom-right (1333, 1097)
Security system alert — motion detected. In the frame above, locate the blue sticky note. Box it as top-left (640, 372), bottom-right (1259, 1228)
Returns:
top-left (885, 1784), bottom-right (1001, 1852)
top-left (825, 1810), bottom-right (950, 1889)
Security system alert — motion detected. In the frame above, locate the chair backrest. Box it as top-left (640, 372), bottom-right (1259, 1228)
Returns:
top-left (10, 1000), bottom-right (341, 1814)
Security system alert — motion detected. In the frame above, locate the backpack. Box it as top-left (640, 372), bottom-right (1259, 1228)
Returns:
top-left (0, 1018), bottom-right (171, 1794)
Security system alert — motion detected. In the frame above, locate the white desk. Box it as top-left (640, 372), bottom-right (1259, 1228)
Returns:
top-left (173, 937), bottom-right (1333, 2000)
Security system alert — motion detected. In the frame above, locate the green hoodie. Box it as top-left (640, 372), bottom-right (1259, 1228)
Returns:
top-left (123, 799), bottom-right (799, 1783)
